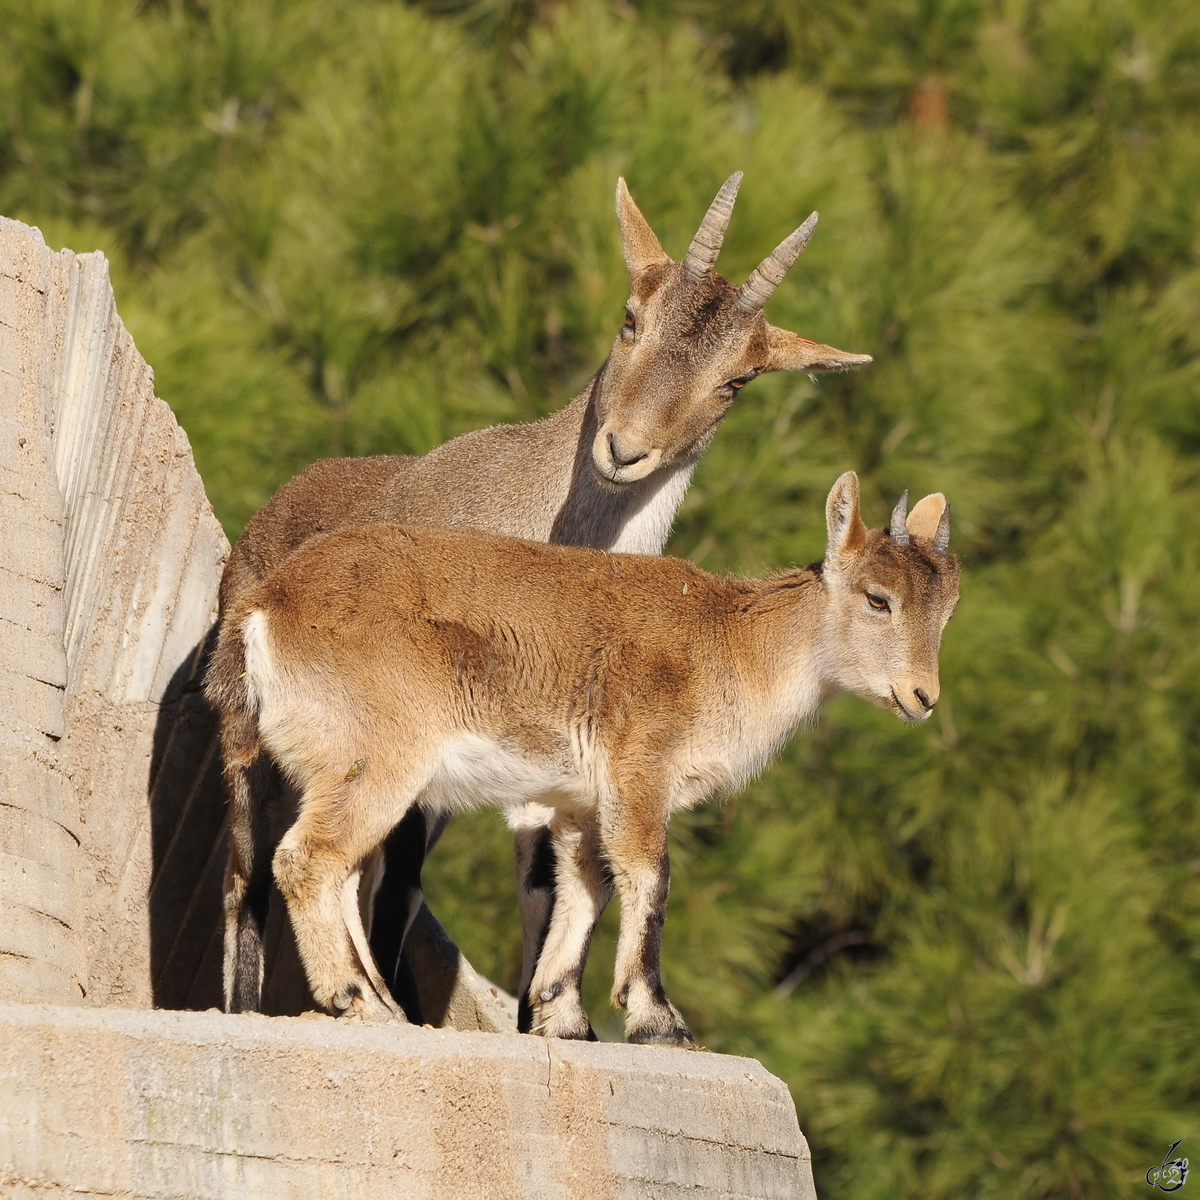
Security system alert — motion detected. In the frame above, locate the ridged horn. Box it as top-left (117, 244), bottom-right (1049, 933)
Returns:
top-left (890, 490), bottom-right (910, 545)
top-left (681, 171), bottom-right (743, 281)
top-left (934, 500), bottom-right (951, 553)
top-left (735, 211), bottom-right (818, 313)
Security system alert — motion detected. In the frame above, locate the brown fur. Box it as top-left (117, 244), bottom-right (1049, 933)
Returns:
top-left (205, 174), bottom-right (872, 1015)
top-left (218, 473), bottom-right (959, 1041)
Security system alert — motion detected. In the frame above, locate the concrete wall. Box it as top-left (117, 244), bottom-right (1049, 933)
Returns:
top-left (0, 221), bottom-right (81, 1006)
top-left (0, 1003), bottom-right (816, 1200)
top-left (0, 216), bottom-right (230, 1009)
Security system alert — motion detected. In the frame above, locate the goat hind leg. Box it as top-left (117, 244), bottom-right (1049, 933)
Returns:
top-left (221, 716), bottom-right (278, 1013)
top-left (274, 779), bottom-right (412, 1023)
top-left (526, 815), bottom-right (611, 1040)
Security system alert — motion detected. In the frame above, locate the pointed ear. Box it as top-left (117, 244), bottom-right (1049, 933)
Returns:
top-left (764, 325), bottom-right (873, 373)
top-left (616, 178), bottom-right (670, 278)
top-left (826, 472), bottom-right (867, 559)
top-left (906, 493), bottom-right (947, 542)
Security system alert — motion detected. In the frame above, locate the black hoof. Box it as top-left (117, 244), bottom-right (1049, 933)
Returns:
top-left (627, 1026), bottom-right (694, 1048)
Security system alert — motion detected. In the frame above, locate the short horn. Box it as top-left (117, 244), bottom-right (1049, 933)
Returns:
top-left (682, 171), bottom-right (743, 281)
top-left (735, 211), bottom-right (818, 313)
top-left (934, 500), bottom-right (951, 553)
top-left (890, 490), bottom-right (910, 545)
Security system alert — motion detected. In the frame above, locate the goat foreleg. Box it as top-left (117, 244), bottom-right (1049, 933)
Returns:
top-left (512, 804), bottom-right (557, 1033)
top-left (604, 792), bottom-right (692, 1047)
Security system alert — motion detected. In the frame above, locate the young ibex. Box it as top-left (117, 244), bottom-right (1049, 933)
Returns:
top-left (206, 172), bottom-right (872, 1020)
top-left (217, 473), bottom-right (959, 1043)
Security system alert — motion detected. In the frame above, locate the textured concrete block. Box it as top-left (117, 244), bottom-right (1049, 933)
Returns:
top-left (0, 506), bottom-right (64, 586)
top-left (0, 271), bottom-right (15, 328)
top-left (0, 782), bottom-right (78, 872)
top-left (0, 319), bottom-right (16, 369)
top-left (0, 671), bottom-right (62, 740)
top-left (0, 850), bottom-right (74, 925)
top-left (0, 612), bottom-right (67, 688)
top-left (0, 1004), bottom-right (816, 1199)
top-left (0, 220), bottom-right (80, 1006)
top-left (0, 216), bottom-right (235, 1007)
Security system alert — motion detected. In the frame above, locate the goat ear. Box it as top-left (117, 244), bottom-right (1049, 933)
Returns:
top-left (616, 178), bottom-right (670, 278)
top-left (906, 493), bottom-right (946, 541)
top-left (826, 472), bottom-right (867, 559)
top-left (764, 325), bottom-right (873, 374)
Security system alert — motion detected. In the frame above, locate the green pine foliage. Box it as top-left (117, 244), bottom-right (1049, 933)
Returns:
top-left (3, 1), bottom-right (1197, 1194)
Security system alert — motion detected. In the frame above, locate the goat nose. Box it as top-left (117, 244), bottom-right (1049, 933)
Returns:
top-left (607, 432), bottom-right (648, 468)
top-left (914, 687), bottom-right (935, 712)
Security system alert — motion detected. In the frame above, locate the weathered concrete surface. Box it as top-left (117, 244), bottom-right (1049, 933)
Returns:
top-left (1, 221), bottom-right (88, 1005)
top-left (0, 1002), bottom-right (816, 1199)
top-left (0, 215), bottom-right (517, 1025)
top-left (0, 215), bottom-right (230, 1009)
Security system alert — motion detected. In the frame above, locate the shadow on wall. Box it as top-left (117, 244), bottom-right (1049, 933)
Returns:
top-left (146, 627), bottom-right (227, 1010)
top-left (146, 634), bottom-right (326, 1016)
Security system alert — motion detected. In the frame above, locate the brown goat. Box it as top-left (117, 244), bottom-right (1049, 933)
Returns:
top-left (206, 172), bottom-right (871, 1021)
top-left (216, 473), bottom-right (959, 1044)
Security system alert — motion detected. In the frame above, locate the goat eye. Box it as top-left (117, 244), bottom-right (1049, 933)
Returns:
top-left (866, 593), bottom-right (890, 613)
top-left (623, 309), bottom-right (635, 332)
top-left (725, 370), bottom-right (758, 394)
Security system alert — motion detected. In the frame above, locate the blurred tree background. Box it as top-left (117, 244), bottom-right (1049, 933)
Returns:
top-left (3, 0), bottom-right (1198, 1193)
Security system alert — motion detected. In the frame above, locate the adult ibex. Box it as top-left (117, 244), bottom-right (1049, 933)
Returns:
top-left (215, 473), bottom-right (958, 1042)
top-left (206, 172), bottom-right (872, 1020)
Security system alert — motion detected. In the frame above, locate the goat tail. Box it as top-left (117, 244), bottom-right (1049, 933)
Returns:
top-left (203, 604), bottom-right (259, 721)
top-left (204, 607), bottom-right (275, 1012)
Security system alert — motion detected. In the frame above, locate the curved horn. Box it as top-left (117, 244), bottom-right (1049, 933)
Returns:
top-left (890, 490), bottom-right (910, 545)
top-left (735, 211), bottom-right (818, 313)
top-left (934, 500), bottom-right (951, 553)
top-left (681, 171), bottom-right (743, 281)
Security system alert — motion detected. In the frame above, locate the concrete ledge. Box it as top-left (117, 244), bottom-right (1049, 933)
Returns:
top-left (0, 1002), bottom-right (814, 1199)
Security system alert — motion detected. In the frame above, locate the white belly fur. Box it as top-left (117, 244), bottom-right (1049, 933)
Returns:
top-left (419, 734), bottom-right (593, 818)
